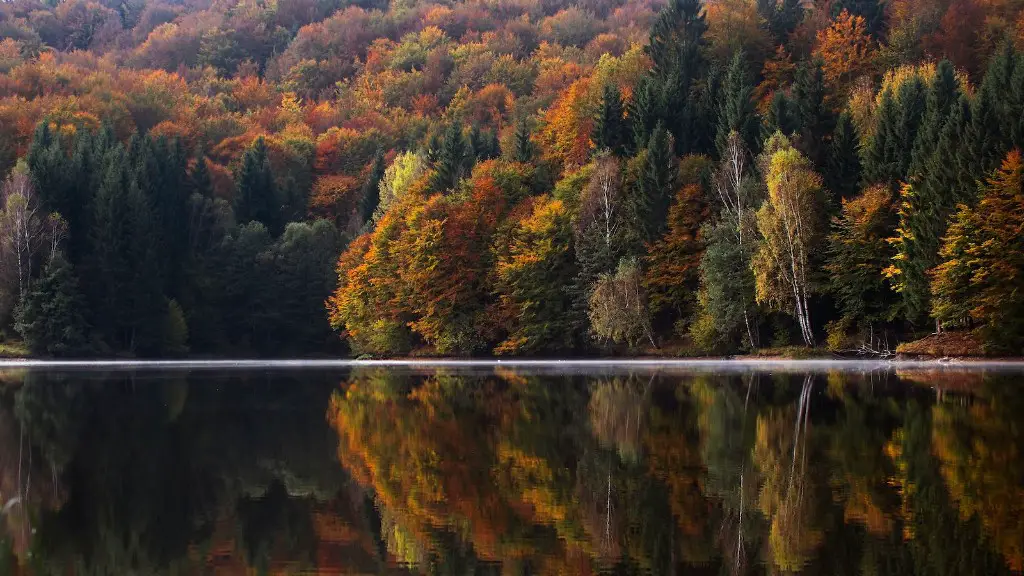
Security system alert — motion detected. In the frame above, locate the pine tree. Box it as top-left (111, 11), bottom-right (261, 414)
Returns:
top-left (15, 253), bottom-right (89, 357)
top-left (431, 122), bottom-right (471, 192)
top-left (594, 84), bottom-right (631, 155)
top-left (631, 124), bottom-right (678, 242)
top-left (791, 60), bottom-right (835, 167)
top-left (759, 0), bottom-right (804, 43)
top-left (908, 61), bottom-right (961, 181)
top-left (628, 77), bottom-right (661, 150)
top-left (191, 148), bottom-right (213, 197)
top-left (360, 151), bottom-right (385, 225)
top-left (716, 51), bottom-right (760, 156)
top-left (826, 111), bottom-right (863, 202)
top-left (512, 117), bottom-right (534, 163)
top-left (763, 91), bottom-right (798, 137)
top-left (863, 78), bottom-right (926, 188)
top-left (646, 0), bottom-right (707, 82)
top-left (234, 137), bottom-right (282, 234)
top-left (86, 147), bottom-right (165, 354)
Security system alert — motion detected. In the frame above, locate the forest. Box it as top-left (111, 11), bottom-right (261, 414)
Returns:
top-left (1, 0), bottom-right (1023, 356)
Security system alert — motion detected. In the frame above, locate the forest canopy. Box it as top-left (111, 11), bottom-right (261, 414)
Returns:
top-left (2, 0), bottom-right (1024, 356)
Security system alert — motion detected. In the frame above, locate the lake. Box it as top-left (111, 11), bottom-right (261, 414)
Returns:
top-left (0, 361), bottom-right (1022, 575)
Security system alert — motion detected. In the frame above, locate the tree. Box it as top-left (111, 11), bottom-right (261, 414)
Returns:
top-left (431, 122), bottom-right (472, 193)
top-left (594, 84), bottom-right (630, 156)
top-left (588, 258), bottom-right (655, 348)
top-left (813, 10), bottom-right (876, 103)
top-left (693, 221), bottom-right (757, 350)
top-left (825, 111), bottom-right (863, 202)
top-left (360, 151), bottom-right (386, 225)
top-left (630, 124), bottom-right (678, 242)
top-left (791, 60), bottom-right (834, 168)
top-left (86, 147), bottom-right (165, 354)
top-left (826, 185), bottom-right (897, 346)
top-left (234, 137), bottom-right (282, 235)
top-left (15, 253), bottom-right (89, 357)
top-left (863, 78), bottom-right (927, 188)
top-left (752, 133), bottom-right (823, 346)
top-left (931, 151), bottom-right (1024, 351)
top-left (512, 116), bottom-right (535, 163)
top-left (644, 182), bottom-right (708, 332)
top-left (0, 161), bottom-right (65, 321)
top-left (493, 197), bottom-right (578, 355)
top-left (716, 51), bottom-right (760, 157)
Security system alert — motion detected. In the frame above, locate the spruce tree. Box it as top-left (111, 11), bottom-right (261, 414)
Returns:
top-left (512, 117), bottom-right (534, 163)
top-left (595, 84), bottom-right (631, 155)
top-left (628, 77), bottom-right (661, 150)
top-left (863, 78), bottom-right (926, 188)
top-left (716, 51), bottom-right (760, 156)
top-left (631, 124), bottom-right (678, 242)
top-left (15, 253), bottom-right (89, 357)
top-left (763, 91), bottom-right (798, 137)
top-left (360, 151), bottom-right (385, 225)
top-left (234, 137), bottom-right (282, 234)
top-left (191, 148), bottom-right (213, 197)
top-left (431, 122), bottom-right (471, 192)
top-left (792, 60), bottom-right (834, 167)
top-left (909, 60), bottom-right (961, 180)
top-left (826, 111), bottom-right (863, 202)
top-left (87, 147), bottom-right (165, 354)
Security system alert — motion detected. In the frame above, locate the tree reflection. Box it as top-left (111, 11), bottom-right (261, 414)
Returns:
top-left (0, 366), bottom-right (1022, 575)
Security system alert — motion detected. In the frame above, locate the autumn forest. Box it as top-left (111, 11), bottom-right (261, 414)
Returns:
top-left (1, 0), bottom-right (1024, 357)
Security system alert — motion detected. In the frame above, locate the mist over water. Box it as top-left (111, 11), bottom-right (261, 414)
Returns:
top-left (0, 363), bottom-right (1021, 574)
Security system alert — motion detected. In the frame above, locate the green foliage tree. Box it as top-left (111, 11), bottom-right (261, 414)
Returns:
top-left (14, 253), bottom-right (89, 356)
top-left (863, 77), bottom-right (926, 188)
top-left (825, 111), bottom-right (863, 203)
top-left (594, 84), bottom-right (631, 156)
top-left (360, 151), bottom-right (386, 225)
top-left (630, 124), bottom-right (678, 242)
top-left (234, 137), bottom-right (282, 234)
top-left (716, 51), bottom-right (760, 157)
top-left (791, 60), bottom-right (834, 167)
top-left (512, 116), bottom-right (535, 163)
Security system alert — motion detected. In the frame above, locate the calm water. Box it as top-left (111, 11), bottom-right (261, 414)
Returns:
top-left (0, 362), bottom-right (1022, 575)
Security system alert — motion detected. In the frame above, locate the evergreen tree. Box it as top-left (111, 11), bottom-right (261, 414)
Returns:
top-left (909, 61), bottom-right (960, 175)
top-left (431, 122), bottom-right (471, 192)
top-left (512, 117), bottom-right (534, 163)
top-left (831, 0), bottom-right (885, 37)
top-left (234, 137), bottom-right (282, 234)
top-left (716, 51), bottom-right (760, 156)
top-left (190, 148), bottom-right (214, 198)
top-left (360, 151), bottom-right (386, 225)
top-left (646, 0), bottom-right (707, 83)
top-left (86, 147), bottom-right (165, 354)
top-left (791, 60), bottom-right (834, 167)
top-left (630, 124), bottom-right (678, 242)
top-left (764, 91), bottom-right (798, 137)
top-left (628, 77), bottom-right (662, 150)
top-left (863, 78), bottom-right (926, 188)
top-left (759, 0), bottom-right (804, 43)
top-left (826, 111), bottom-right (863, 202)
top-left (594, 84), bottom-right (631, 156)
top-left (14, 253), bottom-right (89, 357)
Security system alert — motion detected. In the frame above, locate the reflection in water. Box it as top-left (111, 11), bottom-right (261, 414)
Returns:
top-left (0, 364), bottom-right (1021, 574)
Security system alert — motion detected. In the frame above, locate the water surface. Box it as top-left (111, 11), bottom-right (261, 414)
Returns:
top-left (0, 361), bottom-right (1021, 574)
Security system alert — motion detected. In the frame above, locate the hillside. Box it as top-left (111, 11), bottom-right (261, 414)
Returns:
top-left (1, 0), bottom-right (1023, 357)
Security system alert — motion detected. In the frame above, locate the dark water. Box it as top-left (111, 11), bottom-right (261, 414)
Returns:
top-left (0, 362), bottom-right (1022, 575)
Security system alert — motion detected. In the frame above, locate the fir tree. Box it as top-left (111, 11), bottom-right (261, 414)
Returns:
top-left (431, 122), bottom-right (471, 192)
top-left (631, 124), bottom-right (678, 242)
top-left (191, 148), bottom-right (213, 197)
top-left (360, 151), bottom-right (385, 225)
top-left (594, 84), bottom-right (631, 155)
top-left (826, 111), bottom-right (863, 202)
top-left (791, 60), bottom-right (834, 167)
top-left (764, 91), bottom-right (798, 137)
top-left (15, 253), bottom-right (90, 357)
top-left (512, 117), bottom-right (534, 163)
top-left (628, 77), bottom-right (662, 150)
top-left (234, 137), bottom-right (282, 234)
top-left (716, 51), bottom-right (760, 156)
top-left (863, 78), bottom-right (926, 188)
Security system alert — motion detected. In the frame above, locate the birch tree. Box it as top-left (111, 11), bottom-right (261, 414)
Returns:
top-left (0, 161), bottom-right (64, 322)
top-left (708, 130), bottom-right (760, 348)
top-left (752, 133), bottom-right (823, 346)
